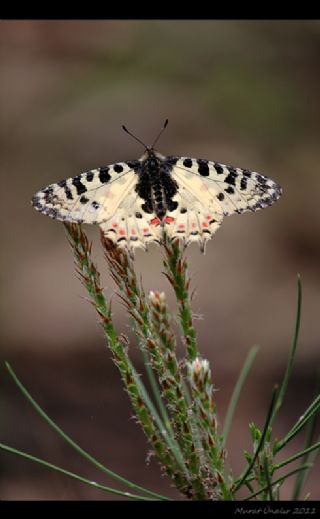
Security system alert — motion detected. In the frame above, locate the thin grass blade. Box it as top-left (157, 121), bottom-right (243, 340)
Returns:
top-left (270, 274), bottom-right (302, 427)
top-left (223, 345), bottom-right (259, 446)
top-left (5, 362), bottom-right (170, 501)
top-left (243, 464), bottom-right (312, 501)
top-left (233, 385), bottom-right (279, 494)
top-left (0, 443), bottom-right (163, 500)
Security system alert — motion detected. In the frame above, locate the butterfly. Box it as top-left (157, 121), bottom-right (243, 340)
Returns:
top-left (31, 120), bottom-right (282, 253)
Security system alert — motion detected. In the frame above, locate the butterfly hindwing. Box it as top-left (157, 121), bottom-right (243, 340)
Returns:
top-left (100, 191), bottom-right (160, 250)
top-left (159, 186), bottom-right (223, 248)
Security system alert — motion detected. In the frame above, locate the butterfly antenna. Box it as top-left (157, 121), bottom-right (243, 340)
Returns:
top-left (151, 118), bottom-right (169, 149)
top-left (122, 125), bottom-right (147, 149)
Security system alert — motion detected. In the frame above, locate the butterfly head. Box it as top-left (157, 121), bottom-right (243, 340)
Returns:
top-left (138, 148), bottom-right (166, 163)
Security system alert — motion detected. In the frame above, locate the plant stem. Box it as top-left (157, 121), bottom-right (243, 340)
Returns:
top-left (162, 232), bottom-right (199, 361)
top-left (65, 224), bottom-right (190, 493)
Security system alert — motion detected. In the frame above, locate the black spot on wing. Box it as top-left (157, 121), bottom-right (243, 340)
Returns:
top-left (114, 164), bottom-right (123, 173)
top-left (46, 207), bottom-right (58, 219)
top-left (99, 167), bottom-right (111, 184)
top-left (92, 201), bottom-right (100, 209)
top-left (214, 163), bottom-right (224, 175)
top-left (58, 179), bottom-right (73, 200)
top-left (168, 200), bottom-right (178, 211)
top-left (86, 172), bottom-right (94, 182)
top-left (43, 186), bottom-right (54, 203)
top-left (228, 167), bottom-right (238, 176)
top-left (32, 195), bottom-right (43, 210)
top-left (80, 195), bottom-right (89, 204)
top-left (217, 192), bottom-right (225, 201)
top-left (240, 177), bottom-right (248, 191)
top-left (65, 186), bottom-right (73, 200)
top-left (224, 167), bottom-right (238, 186)
top-left (183, 158), bottom-right (192, 168)
top-left (72, 176), bottom-right (87, 195)
top-left (256, 174), bottom-right (268, 185)
top-left (197, 159), bottom-right (209, 176)
top-left (225, 186), bottom-right (235, 194)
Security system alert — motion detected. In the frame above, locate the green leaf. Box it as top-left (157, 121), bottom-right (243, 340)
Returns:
top-left (292, 373), bottom-right (320, 499)
top-left (274, 393), bottom-right (320, 453)
top-left (222, 345), bottom-right (259, 446)
top-left (270, 274), bottom-right (302, 427)
top-left (274, 440), bottom-right (320, 471)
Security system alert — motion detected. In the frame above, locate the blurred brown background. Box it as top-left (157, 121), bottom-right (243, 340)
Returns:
top-left (1, 20), bottom-right (320, 500)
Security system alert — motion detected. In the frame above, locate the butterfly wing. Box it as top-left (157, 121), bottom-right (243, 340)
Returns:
top-left (100, 186), bottom-right (222, 252)
top-left (157, 156), bottom-right (282, 250)
top-left (31, 162), bottom-right (137, 224)
top-left (32, 160), bottom-right (162, 250)
top-left (32, 153), bottom-right (282, 253)
top-left (171, 157), bottom-right (282, 215)
top-left (161, 156), bottom-right (280, 237)
top-left (100, 192), bottom-right (160, 250)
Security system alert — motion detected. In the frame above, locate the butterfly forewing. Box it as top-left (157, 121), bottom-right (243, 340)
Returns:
top-left (171, 158), bottom-right (282, 216)
top-left (32, 162), bottom-right (137, 224)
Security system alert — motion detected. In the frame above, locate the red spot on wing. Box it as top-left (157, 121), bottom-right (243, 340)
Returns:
top-left (164, 216), bottom-right (174, 224)
top-left (150, 217), bottom-right (161, 226)
top-left (178, 224), bottom-right (185, 230)
top-left (143, 228), bottom-right (149, 233)
top-left (131, 228), bottom-right (136, 235)
top-left (191, 223), bottom-right (196, 229)
top-left (202, 222), bottom-right (209, 228)
top-left (112, 223), bottom-right (118, 229)
top-left (119, 228), bottom-right (126, 236)
top-left (206, 214), bottom-right (213, 220)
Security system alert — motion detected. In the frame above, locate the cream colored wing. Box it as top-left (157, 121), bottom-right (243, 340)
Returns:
top-left (171, 157), bottom-right (282, 216)
top-left (100, 191), bottom-right (160, 251)
top-left (161, 170), bottom-right (224, 251)
top-left (32, 163), bottom-right (137, 224)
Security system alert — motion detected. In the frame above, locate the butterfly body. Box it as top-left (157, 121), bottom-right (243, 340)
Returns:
top-left (32, 141), bottom-right (282, 252)
top-left (131, 149), bottom-right (179, 220)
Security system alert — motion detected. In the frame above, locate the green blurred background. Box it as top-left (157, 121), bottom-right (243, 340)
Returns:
top-left (1, 20), bottom-right (320, 500)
